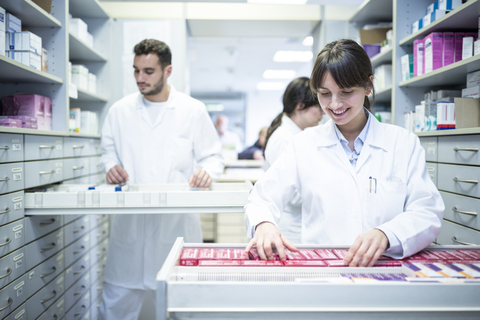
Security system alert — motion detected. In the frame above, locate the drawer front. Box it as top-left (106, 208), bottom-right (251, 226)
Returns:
top-left (420, 136), bottom-right (438, 162)
top-left (63, 138), bottom-right (90, 158)
top-left (90, 257), bottom-right (106, 285)
top-left (66, 289), bottom-right (91, 320)
top-left (26, 273), bottom-right (64, 320)
top-left (0, 220), bottom-right (25, 259)
top-left (64, 216), bottom-right (91, 246)
top-left (0, 275), bottom-right (26, 319)
top-left (25, 228), bottom-right (64, 271)
top-left (64, 215), bottom-right (83, 225)
top-left (90, 277), bottom-right (103, 307)
top-left (63, 158), bottom-right (90, 180)
top-left (437, 163), bottom-right (480, 198)
top-left (4, 302), bottom-right (27, 320)
top-left (24, 159), bottom-right (64, 189)
top-left (90, 238), bottom-right (108, 267)
top-left (0, 191), bottom-right (24, 227)
top-left (24, 136), bottom-right (63, 161)
top-left (89, 173), bottom-right (106, 186)
top-left (37, 297), bottom-right (65, 320)
top-left (65, 253), bottom-right (91, 289)
top-left (26, 251), bottom-right (64, 299)
top-left (441, 191), bottom-right (480, 231)
top-left (438, 134), bottom-right (480, 165)
top-left (88, 156), bottom-right (102, 175)
top-left (25, 215), bottom-right (63, 244)
top-left (436, 220), bottom-right (480, 246)
top-left (0, 163), bottom-right (24, 195)
top-left (64, 234), bottom-right (91, 267)
top-left (426, 162), bottom-right (438, 187)
top-left (0, 248), bottom-right (25, 290)
top-left (89, 139), bottom-right (101, 156)
top-left (90, 222), bottom-right (109, 248)
top-left (65, 273), bottom-right (90, 313)
top-left (0, 134), bottom-right (24, 164)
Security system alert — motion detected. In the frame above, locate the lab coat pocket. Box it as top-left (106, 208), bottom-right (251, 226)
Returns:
top-left (365, 180), bottom-right (407, 229)
top-left (111, 214), bottom-right (138, 245)
top-left (171, 137), bottom-right (193, 171)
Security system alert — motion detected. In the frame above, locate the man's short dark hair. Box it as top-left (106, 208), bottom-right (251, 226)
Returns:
top-left (133, 39), bottom-right (172, 68)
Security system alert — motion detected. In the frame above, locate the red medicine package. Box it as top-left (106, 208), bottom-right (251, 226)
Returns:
top-left (180, 248), bottom-right (199, 266)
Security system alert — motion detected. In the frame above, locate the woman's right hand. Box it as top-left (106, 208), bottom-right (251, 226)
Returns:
top-left (244, 222), bottom-right (298, 260)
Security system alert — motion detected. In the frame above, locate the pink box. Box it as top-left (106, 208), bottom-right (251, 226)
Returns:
top-left (458, 250), bottom-right (480, 260)
top-left (298, 249), bottom-right (322, 260)
top-left (198, 260), bottom-right (241, 267)
top-left (215, 249), bottom-right (232, 260)
top-left (413, 39), bottom-right (425, 77)
top-left (198, 248), bottom-right (215, 260)
top-left (443, 32), bottom-right (454, 67)
top-left (454, 32), bottom-right (465, 62)
top-left (313, 249), bottom-right (338, 260)
top-left (13, 94), bottom-right (45, 130)
top-left (180, 248), bottom-right (199, 266)
top-left (231, 249), bottom-right (249, 260)
top-left (248, 249), bottom-right (260, 260)
top-left (0, 118), bottom-right (22, 127)
top-left (332, 249), bottom-right (349, 259)
top-left (242, 260), bottom-right (284, 267)
top-left (285, 249), bottom-right (305, 260)
top-left (373, 261), bottom-right (402, 267)
top-left (284, 260), bottom-right (327, 267)
top-left (424, 32), bottom-right (443, 73)
top-left (1, 96), bottom-right (16, 115)
top-left (23, 122), bottom-right (38, 129)
top-left (325, 260), bottom-right (347, 267)
top-left (5, 115), bottom-right (37, 123)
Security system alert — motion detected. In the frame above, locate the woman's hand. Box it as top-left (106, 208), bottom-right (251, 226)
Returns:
top-left (343, 229), bottom-right (389, 267)
top-left (244, 222), bottom-right (297, 260)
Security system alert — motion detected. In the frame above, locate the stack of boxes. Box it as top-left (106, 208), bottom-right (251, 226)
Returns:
top-left (69, 108), bottom-right (98, 135)
top-left (0, 94), bottom-right (52, 130)
top-left (412, 0), bottom-right (464, 34)
top-left (71, 64), bottom-right (97, 94)
top-left (69, 15), bottom-right (94, 48)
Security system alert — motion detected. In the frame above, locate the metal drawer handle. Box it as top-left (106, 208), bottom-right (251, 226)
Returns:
top-left (454, 147), bottom-right (479, 152)
top-left (72, 145), bottom-right (84, 149)
top-left (74, 305), bottom-right (86, 317)
top-left (40, 242), bottom-right (56, 253)
top-left (0, 238), bottom-right (11, 247)
top-left (97, 230), bottom-right (107, 238)
top-left (39, 170), bottom-right (55, 175)
top-left (39, 145), bottom-right (55, 149)
top-left (0, 298), bottom-right (13, 311)
top-left (453, 177), bottom-right (478, 184)
top-left (0, 177), bottom-right (10, 182)
top-left (452, 207), bottom-right (478, 217)
top-left (39, 218), bottom-right (56, 226)
top-left (74, 285), bottom-right (86, 295)
top-left (73, 226), bottom-right (85, 233)
top-left (452, 236), bottom-right (477, 246)
top-left (73, 246), bottom-right (85, 254)
top-left (0, 268), bottom-right (12, 280)
top-left (40, 290), bottom-right (57, 304)
top-left (72, 166), bottom-right (84, 170)
top-left (40, 266), bottom-right (57, 278)
top-left (73, 266), bottom-right (86, 275)
top-left (0, 207), bottom-right (10, 215)
top-left (0, 146), bottom-right (10, 150)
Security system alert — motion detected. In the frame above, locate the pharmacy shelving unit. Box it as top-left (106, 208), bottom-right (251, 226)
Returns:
top-left (155, 238), bottom-right (480, 320)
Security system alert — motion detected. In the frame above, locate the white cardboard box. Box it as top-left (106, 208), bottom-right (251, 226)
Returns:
top-left (69, 18), bottom-right (88, 43)
top-left (462, 36), bottom-right (474, 60)
top-left (88, 73), bottom-right (97, 94)
top-left (5, 13), bottom-right (21, 32)
top-left (71, 64), bottom-right (89, 90)
top-left (466, 70), bottom-right (480, 88)
top-left (462, 85), bottom-right (480, 98)
top-left (6, 31), bottom-right (42, 54)
top-left (0, 6), bottom-right (5, 56)
top-left (5, 50), bottom-right (41, 69)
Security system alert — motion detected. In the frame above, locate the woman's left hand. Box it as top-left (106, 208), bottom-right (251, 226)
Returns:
top-left (343, 229), bottom-right (389, 267)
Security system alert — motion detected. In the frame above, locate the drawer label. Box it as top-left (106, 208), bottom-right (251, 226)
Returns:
top-left (14, 280), bottom-right (24, 291)
top-left (57, 276), bottom-right (64, 285)
top-left (12, 224), bottom-right (23, 232)
top-left (11, 139), bottom-right (21, 143)
top-left (427, 167), bottom-right (435, 172)
top-left (29, 270), bottom-right (35, 280)
top-left (13, 173), bottom-right (21, 181)
top-left (14, 202), bottom-right (22, 211)
top-left (56, 168), bottom-right (62, 174)
top-left (15, 230), bottom-right (22, 239)
top-left (15, 259), bottom-right (22, 269)
top-left (426, 141), bottom-right (436, 145)
top-left (55, 163), bottom-right (63, 167)
top-left (12, 144), bottom-right (21, 151)
top-left (427, 148), bottom-right (435, 154)
top-left (11, 168), bottom-right (22, 173)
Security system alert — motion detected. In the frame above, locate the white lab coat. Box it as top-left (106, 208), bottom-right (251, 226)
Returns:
top-left (264, 115), bottom-right (302, 243)
top-left (246, 116), bottom-right (444, 259)
top-left (219, 130), bottom-right (243, 153)
top-left (100, 86), bottom-right (223, 289)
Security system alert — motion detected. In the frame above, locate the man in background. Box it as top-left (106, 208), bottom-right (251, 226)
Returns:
top-left (238, 127), bottom-right (268, 160)
top-left (215, 114), bottom-right (243, 153)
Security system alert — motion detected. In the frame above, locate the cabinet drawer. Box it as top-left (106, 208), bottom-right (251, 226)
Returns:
top-left (66, 288), bottom-right (90, 320)
top-left (89, 139), bottom-right (101, 156)
top-left (90, 276), bottom-right (103, 307)
top-left (24, 136), bottom-right (63, 161)
top-left (0, 248), bottom-right (25, 291)
top-left (0, 163), bottom-right (24, 195)
top-left (64, 216), bottom-right (91, 246)
top-left (4, 303), bottom-right (27, 320)
top-left (90, 257), bottom-right (106, 286)
top-left (65, 253), bottom-right (91, 289)
top-left (37, 297), bottom-right (65, 320)
top-left (90, 238), bottom-right (108, 267)
top-left (26, 251), bottom-right (64, 299)
top-left (65, 272), bottom-right (90, 313)
top-left (441, 191), bottom-right (480, 231)
top-left (26, 273), bottom-right (64, 320)
top-left (426, 162), bottom-right (438, 187)
top-left (90, 222), bottom-right (108, 248)
top-left (420, 137), bottom-right (438, 162)
top-left (0, 275), bottom-right (26, 319)
top-left (64, 215), bottom-right (83, 225)
top-left (437, 163), bottom-right (480, 198)
top-left (64, 234), bottom-right (91, 267)
top-left (24, 159), bottom-right (63, 189)
top-left (0, 220), bottom-right (24, 259)
top-left (25, 215), bottom-right (63, 244)
top-left (0, 191), bottom-right (24, 228)
top-left (63, 138), bottom-right (91, 158)
top-left (0, 134), bottom-right (23, 164)
top-left (89, 214), bottom-right (108, 230)
top-left (63, 158), bottom-right (90, 180)
top-left (25, 228), bottom-right (64, 271)
top-left (438, 134), bottom-right (480, 165)
top-left (436, 220), bottom-right (480, 246)
top-left (89, 156), bottom-right (102, 175)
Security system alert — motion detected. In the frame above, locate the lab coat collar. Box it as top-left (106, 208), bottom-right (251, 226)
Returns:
top-left (134, 85), bottom-right (177, 110)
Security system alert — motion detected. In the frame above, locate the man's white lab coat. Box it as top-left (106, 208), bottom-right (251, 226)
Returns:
top-left (101, 86), bottom-right (223, 289)
top-left (246, 116), bottom-right (444, 258)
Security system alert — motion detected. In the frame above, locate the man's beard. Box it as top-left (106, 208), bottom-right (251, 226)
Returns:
top-left (142, 78), bottom-right (165, 96)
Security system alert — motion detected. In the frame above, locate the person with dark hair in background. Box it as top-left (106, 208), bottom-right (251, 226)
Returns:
top-left (238, 127), bottom-right (268, 160)
top-left (245, 39), bottom-right (444, 267)
top-left (263, 77), bottom-right (323, 243)
top-left (99, 39), bottom-right (223, 319)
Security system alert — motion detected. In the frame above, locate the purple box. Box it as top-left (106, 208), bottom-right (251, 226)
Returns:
top-left (0, 115), bottom-right (37, 123)
top-left (454, 32), bottom-right (465, 63)
top-left (424, 32), bottom-right (443, 73)
top-left (362, 44), bottom-right (381, 58)
top-left (413, 39), bottom-right (425, 77)
top-left (0, 118), bottom-right (22, 127)
top-left (23, 122), bottom-right (38, 129)
top-left (443, 32), bottom-right (454, 67)
top-left (13, 94), bottom-right (45, 130)
top-left (1, 96), bottom-right (17, 115)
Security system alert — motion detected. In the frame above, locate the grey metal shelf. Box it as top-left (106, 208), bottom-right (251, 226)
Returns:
top-left (69, 0), bottom-right (110, 19)
top-left (75, 88), bottom-right (108, 102)
top-left (374, 86), bottom-right (392, 104)
top-left (0, 55), bottom-right (64, 84)
top-left (69, 33), bottom-right (108, 62)
top-left (0, 0), bottom-right (61, 28)
top-left (416, 127), bottom-right (480, 137)
top-left (371, 47), bottom-right (392, 69)
top-left (348, 0), bottom-right (393, 25)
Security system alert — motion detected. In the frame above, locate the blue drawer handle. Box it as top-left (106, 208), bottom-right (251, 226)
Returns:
top-left (453, 178), bottom-right (478, 184)
top-left (40, 290), bottom-right (57, 304)
top-left (453, 207), bottom-right (477, 217)
top-left (454, 147), bottom-right (478, 152)
top-left (0, 238), bottom-right (11, 247)
top-left (0, 268), bottom-right (12, 280)
top-left (0, 298), bottom-right (12, 311)
top-left (452, 236), bottom-right (476, 246)
top-left (0, 207), bottom-right (10, 215)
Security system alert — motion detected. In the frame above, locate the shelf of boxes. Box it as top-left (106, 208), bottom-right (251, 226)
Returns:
top-left (371, 47), bottom-right (392, 69)
top-left (0, 54), bottom-right (63, 84)
top-left (68, 0), bottom-right (109, 19)
top-left (348, 0), bottom-right (393, 25)
top-left (69, 33), bottom-right (107, 62)
top-left (76, 88), bottom-right (108, 103)
top-left (0, 0), bottom-right (61, 28)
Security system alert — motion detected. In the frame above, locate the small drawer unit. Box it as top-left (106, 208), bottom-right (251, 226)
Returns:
top-left (436, 220), bottom-right (480, 246)
top-left (63, 158), bottom-right (90, 180)
top-left (0, 220), bottom-right (25, 259)
top-left (64, 234), bottom-right (91, 267)
top-left (26, 273), bottom-right (64, 320)
top-left (3, 303), bottom-right (27, 320)
top-left (0, 163), bottom-right (24, 195)
top-left (63, 138), bottom-right (91, 158)
top-left (24, 159), bottom-right (64, 189)
top-left (64, 216), bottom-right (91, 246)
top-left (419, 136), bottom-right (438, 162)
top-left (426, 162), bottom-right (438, 187)
top-left (0, 134), bottom-right (24, 164)
top-left (25, 228), bottom-right (64, 271)
top-left (24, 136), bottom-right (63, 161)
top-left (26, 251), bottom-right (64, 299)
top-left (90, 222), bottom-right (109, 248)
top-left (440, 191), bottom-right (479, 231)
top-left (0, 191), bottom-right (24, 228)
top-left (0, 275), bottom-right (26, 319)
top-left (65, 253), bottom-right (91, 289)
top-left (66, 289), bottom-right (90, 320)
top-left (36, 297), bottom-right (65, 320)
top-left (438, 134), bottom-right (480, 165)
top-left (25, 215), bottom-right (63, 244)
top-left (437, 163), bottom-right (480, 199)
top-left (90, 238), bottom-right (108, 267)
top-left (0, 248), bottom-right (25, 291)
top-left (65, 272), bottom-right (90, 313)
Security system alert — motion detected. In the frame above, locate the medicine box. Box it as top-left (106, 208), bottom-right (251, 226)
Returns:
top-left (462, 85), bottom-right (480, 98)
top-left (431, 9), bottom-right (448, 22)
top-left (401, 54), bottom-right (413, 81)
top-left (424, 33), bottom-right (443, 73)
top-left (426, 1), bottom-right (439, 14)
top-left (438, 0), bottom-right (462, 10)
top-left (466, 70), bottom-right (480, 88)
top-left (422, 14), bottom-right (432, 28)
top-left (69, 18), bottom-right (88, 43)
top-left (88, 73), bottom-right (97, 94)
top-left (475, 39), bottom-right (480, 56)
top-left (6, 31), bottom-right (42, 54)
top-left (454, 32), bottom-right (464, 62)
top-left (71, 64), bottom-right (89, 90)
top-left (5, 51), bottom-right (41, 70)
top-left (443, 32), bottom-right (454, 67)
top-left (454, 97), bottom-right (480, 129)
top-left (44, 97), bottom-right (52, 130)
top-left (415, 104), bottom-right (426, 132)
top-left (462, 37), bottom-right (474, 60)
top-left (412, 19), bottom-right (423, 33)
top-left (5, 13), bottom-right (21, 32)
top-left (0, 118), bottom-right (22, 128)
top-left (436, 101), bottom-right (455, 130)
top-left (374, 64), bottom-right (392, 89)
top-left (13, 94), bottom-right (46, 130)
top-left (0, 7), bottom-right (5, 56)
top-left (414, 39), bottom-right (424, 77)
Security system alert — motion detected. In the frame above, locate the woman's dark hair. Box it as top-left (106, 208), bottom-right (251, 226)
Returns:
top-left (310, 39), bottom-right (374, 111)
top-left (264, 77), bottom-right (318, 153)
top-left (134, 39), bottom-right (172, 69)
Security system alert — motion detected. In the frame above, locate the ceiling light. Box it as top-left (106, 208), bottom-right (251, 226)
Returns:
top-left (263, 70), bottom-right (297, 79)
top-left (273, 51), bottom-right (313, 62)
top-left (205, 103), bottom-right (225, 112)
top-left (256, 82), bottom-right (286, 91)
top-left (247, 0), bottom-right (308, 4)
top-left (302, 36), bottom-right (314, 46)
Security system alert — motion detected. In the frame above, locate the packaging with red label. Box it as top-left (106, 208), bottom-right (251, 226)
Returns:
top-left (198, 260), bottom-right (241, 267)
top-left (313, 249), bottom-right (338, 260)
top-left (198, 248), bottom-right (215, 260)
top-left (180, 248), bottom-right (199, 266)
top-left (374, 260), bottom-right (402, 267)
top-left (332, 249), bottom-right (349, 260)
top-left (457, 250), bottom-right (480, 260)
top-left (242, 260), bottom-right (284, 267)
top-left (231, 249), bottom-right (249, 260)
top-left (298, 250), bottom-right (323, 260)
top-left (425, 250), bottom-right (455, 261)
top-left (325, 260), bottom-right (347, 267)
top-left (285, 249), bottom-right (305, 260)
top-left (284, 260), bottom-right (327, 267)
top-left (215, 249), bottom-right (232, 260)
top-left (249, 249), bottom-right (260, 260)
